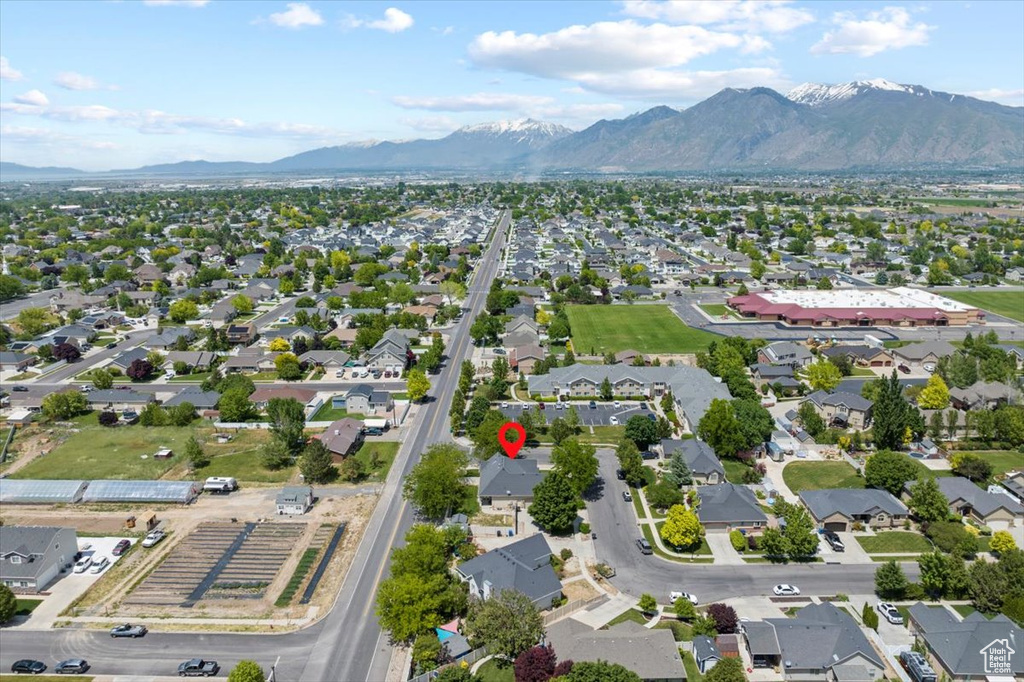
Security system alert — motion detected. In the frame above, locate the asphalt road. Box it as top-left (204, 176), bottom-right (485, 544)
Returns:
top-left (0, 288), bottom-right (61, 320)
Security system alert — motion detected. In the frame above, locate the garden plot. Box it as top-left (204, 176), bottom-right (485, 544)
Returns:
top-left (205, 523), bottom-right (307, 601)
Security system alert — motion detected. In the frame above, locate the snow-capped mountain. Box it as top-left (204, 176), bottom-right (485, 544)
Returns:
top-left (449, 119), bottom-right (574, 149)
top-left (786, 78), bottom-right (930, 106)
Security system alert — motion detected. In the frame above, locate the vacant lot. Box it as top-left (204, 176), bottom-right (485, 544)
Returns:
top-left (783, 461), bottom-right (865, 493)
top-left (943, 289), bottom-right (1024, 322)
top-left (353, 441), bottom-right (399, 482)
top-left (566, 305), bottom-right (720, 354)
top-left (856, 532), bottom-right (932, 554)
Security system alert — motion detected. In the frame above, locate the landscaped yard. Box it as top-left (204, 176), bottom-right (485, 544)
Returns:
top-left (699, 304), bottom-right (739, 320)
top-left (654, 522), bottom-right (712, 555)
top-left (723, 458), bottom-right (754, 484)
top-left (782, 461), bottom-right (865, 493)
top-left (566, 305), bottom-right (720, 354)
top-left (309, 403), bottom-right (364, 422)
top-left (353, 441), bottom-right (399, 482)
top-left (604, 607), bottom-right (650, 628)
top-left (976, 450), bottom-right (1024, 477)
top-left (168, 371), bottom-right (215, 383)
top-left (856, 531), bottom-right (933, 554)
top-left (15, 598), bottom-right (42, 616)
top-left (943, 289), bottom-right (1024, 322)
top-left (475, 659), bottom-right (514, 682)
top-left (458, 484), bottom-right (481, 517)
top-left (681, 651), bottom-right (704, 681)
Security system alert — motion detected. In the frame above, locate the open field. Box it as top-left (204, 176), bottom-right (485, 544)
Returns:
top-left (566, 305), bottom-right (719, 354)
top-left (942, 289), bottom-right (1024, 322)
top-left (783, 461), bottom-right (864, 493)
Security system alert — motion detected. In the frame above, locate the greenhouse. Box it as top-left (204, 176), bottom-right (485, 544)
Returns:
top-left (0, 479), bottom-right (88, 504)
top-left (80, 480), bottom-right (199, 504)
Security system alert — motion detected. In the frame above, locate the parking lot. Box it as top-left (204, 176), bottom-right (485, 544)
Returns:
top-left (497, 401), bottom-right (657, 426)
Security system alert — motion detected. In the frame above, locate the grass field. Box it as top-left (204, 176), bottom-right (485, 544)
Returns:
top-left (353, 441), bottom-right (399, 482)
top-left (699, 303), bottom-right (739, 319)
top-left (783, 461), bottom-right (865, 493)
top-left (566, 305), bottom-right (720, 354)
top-left (309, 404), bottom-right (364, 422)
top-left (475, 660), bottom-right (514, 682)
top-left (943, 289), bottom-right (1024, 322)
top-left (856, 532), bottom-right (933, 554)
top-left (723, 458), bottom-right (754, 484)
top-left (976, 450), bottom-right (1024, 476)
top-left (15, 598), bottom-right (42, 615)
top-left (604, 607), bottom-right (649, 628)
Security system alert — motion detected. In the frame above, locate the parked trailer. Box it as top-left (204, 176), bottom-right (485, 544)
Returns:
top-left (203, 477), bottom-right (238, 493)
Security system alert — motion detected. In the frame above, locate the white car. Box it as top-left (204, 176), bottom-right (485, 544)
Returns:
top-left (877, 602), bottom-right (903, 624)
top-left (610, 416), bottom-right (619, 425)
top-left (669, 591), bottom-right (699, 606)
top-left (613, 400), bottom-right (621, 408)
top-left (89, 556), bottom-right (110, 574)
top-left (73, 556), bottom-right (93, 573)
top-left (501, 402), bottom-right (509, 408)
top-left (773, 584), bottom-right (800, 596)
top-left (142, 529), bottom-right (166, 548)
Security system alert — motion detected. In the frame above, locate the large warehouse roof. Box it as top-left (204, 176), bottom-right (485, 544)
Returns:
top-left (0, 479), bottom-right (88, 504)
top-left (80, 480), bottom-right (198, 504)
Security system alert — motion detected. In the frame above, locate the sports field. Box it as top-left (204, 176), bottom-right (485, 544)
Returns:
top-left (943, 289), bottom-right (1024, 322)
top-left (566, 305), bottom-right (720, 354)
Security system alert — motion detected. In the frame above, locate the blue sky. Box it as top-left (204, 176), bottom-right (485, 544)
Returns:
top-left (1, 0), bottom-right (1022, 170)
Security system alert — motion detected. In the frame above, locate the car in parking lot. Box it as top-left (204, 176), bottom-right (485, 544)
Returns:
top-left (877, 602), bottom-right (903, 625)
top-left (822, 531), bottom-right (845, 552)
top-left (639, 403), bottom-right (648, 410)
top-left (142, 529), bottom-right (166, 548)
top-left (55, 659), bottom-right (90, 674)
top-left (636, 538), bottom-right (653, 555)
top-left (112, 539), bottom-right (131, 556)
top-left (588, 401), bottom-right (596, 409)
top-left (773, 584), bottom-right (800, 596)
top-left (178, 659), bottom-right (220, 677)
top-left (501, 402), bottom-right (509, 408)
top-left (609, 415), bottom-right (619, 425)
top-left (622, 491), bottom-right (632, 502)
top-left (73, 556), bottom-right (92, 573)
top-left (669, 591), bottom-right (699, 606)
top-left (613, 400), bottom-right (621, 408)
top-left (10, 660), bottom-right (46, 674)
top-left (110, 623), bottom-right (148, 638)
top-left (89, 556), bottom-right (110, 574)
top-left (492, 348), bottom-right (506, 355)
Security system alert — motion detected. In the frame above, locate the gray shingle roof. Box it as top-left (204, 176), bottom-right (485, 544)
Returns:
top-left (935, 476), bottom-right (1024, 518)
top-left (660, 438), bottom-right (725, 478)
top-left (805, 390), bottom-right (873, 412)
top-left (456, 533), bottom-right (561, 606)
top-left (766, 603), bottom-right (884, 671)
top-left (799, 489), bottom-right (908, 522)
top-left (909, 602), bottom-right (1024, 676)
top-left (478, 455), bottom-right (544, 498)
top-left (696, 482), bottom-right (766, 524)
top-left (544, 618), bottom-right (685, 680)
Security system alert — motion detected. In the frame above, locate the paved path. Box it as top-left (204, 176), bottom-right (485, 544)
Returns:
top-left (706, 532), bottom-right (745, 565)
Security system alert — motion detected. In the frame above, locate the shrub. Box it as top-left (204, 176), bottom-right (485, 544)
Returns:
top-left (862, 602), bottom-right (879, 631)
top-left (98, 411), bottom-right (118, 427)
top-left (706, 603), bottom-right (738, 634)
top-left (747, 535), bottom-right (759, 551)
top-left (904, 583), bottom-right (926, 601)
top-left (579, 522), bottom-right (590, 534)
top-left (560, 548), bottom-right (573, 561)
top-left (729, 530), bottom-right (746, 552)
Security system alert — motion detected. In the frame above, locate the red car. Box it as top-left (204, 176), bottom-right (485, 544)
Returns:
top-left (112, 539), bottom-right (131, 556)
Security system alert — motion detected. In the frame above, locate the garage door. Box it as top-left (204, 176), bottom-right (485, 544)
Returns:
top-left (824, 522), bottom-right (847, 532)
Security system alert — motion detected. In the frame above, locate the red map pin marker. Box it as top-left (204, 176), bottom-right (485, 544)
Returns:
top-left (497, 422), bottom-right (526, 459)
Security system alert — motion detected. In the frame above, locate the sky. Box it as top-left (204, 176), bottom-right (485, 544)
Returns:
top-left (1, 0), bottom-right (1022, 171)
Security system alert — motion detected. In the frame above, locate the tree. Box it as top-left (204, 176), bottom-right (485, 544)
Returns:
top-left (338, 456), bottom-right (365, 482)
top-left (559, 661), bottom-right (640, 682)
top-left (908, 477), bottom-right (949, 523)
top-left (407, 368), bottom-right (431, 402)
top-left (759, 527), bottom-right (788, 561)
top-left (552, 438), bottom-right (599, 497)
top-left (707, 603), bottom-right (738, 634)
top-left (549, 417), bottom-right (573, 446)
top-left (731, 399), bottom-right (774, 451)
top-left (529, 472), bottom-right (578, 534)
top-left (17, 308), bottom-right (51, 337)
top-left (691, 613), bottom-right (718, 636)
top-left (227, 661), bottom-right (265, 682)
top-left (873, 371), bottom-right (912, 450)
top-left (168, 299), bottom-right (199, 323)
top-left (41, 391), bottom-right (88, 420)
top-left (624, 415), bottom-right (658, 450)
top-left (806, 359), bottom-right (842, 392)
top-left (219, 389), bottom-right (255, 422)
top-left (0, 274), bottom-right (27, 301)
top-left (126, 358), bottom-right (154, 380)
top-left (0, 583), bottom-right (17, 624)
top-left (169, 402), bottom-right (195, 427)
top-left (950, 452), bottom-right (993, 483)
top-left (797, 401), bottom-right (825, 438)
top-left (674, 596), bottom-right (697, 621)
top-left (184, 435), bottom-right (209, 470)
top-left (275, 352), bottom-right (302, 381)
top-left (266, 398), bottom-right (307, 455)
top-left (918, 374), bottom-right (950, 409)
top-left (703, 656), bottom-right (747, 682)
top-left (862, 601), bottom-right (879, 631)
top-left (865, 450), bottom-right (918, 497)
top-left (92, 368), bottom-right (114, 389)
top-left (660, 505), bottom-right (704, 551)
top-left (638, 593), bottom-right (658, 615)
top-left (471, 409), bottom-right (507, 460)
top-left (434, 668), bottom-right (476, 682)
top-left (231, 295), bottom-right (254, 314)
top-left (52, 342), bottom-right (81, 362)
top-left (919, 551), bottom-right (953, 598)
top-left (969, 560), bottom-right (1008, 614)
top-left (616, 439), bottom-right (646, 488)
top-left (268, 337), bottom-right (290, 352)
top-left (697, 399), bottom-right (745, 458)
top-left (781, 504), bottom-right (818, 559)
top-left (376, 572), bottom-right (448, 643)
top-left (465, 589), bottom-right (544, 660)
top-left (665, 451), bottom-right (692, 487)
top-left (874, 559), bottom-right (908, 599)
top-left (564, 406), bottom-right (580, 434)
top-left (299, 439), bottom-right (337, 484)
top-left (403, 444), bottom-right (469, 519)
top-left (260, 438), bottom-right (292, 470)
top-left (548, 318), bottom-right (569, 340)
top-left (599, 377), bottom-right (613, 401)
top-left (98, 410), bottom-right (118, 426)
top-left (412, 633), bottom-right (443, 674)
top-left (991, 530), bottom-right (1018, 555)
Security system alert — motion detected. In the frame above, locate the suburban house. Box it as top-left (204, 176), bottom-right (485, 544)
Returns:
top-left (750, 603), bottom-right (885, 681)
top-left (504, 315), bottom-right (540, 338)
top-left (86, 389), bottom-right (156, 411)
top-left (316, 418), bottom-right (365, 458)
top-left (545, 618), bottom-right (685, 682)
top-left (949, 381), bottom-right (1019, 411)
top-left (248, 386), bottom-right (317, 410)
top-left (147, 327), bottom-right (195, 350)
top-left (0, 351), bottom-right (36, 372)
top-left (906, 603), bottom-right (1024, 680)
top-left (696, 482), bottom-right (767, 532)
top-left (1002, 471), bottom-right (1024, 504)
top-left (798, 489), bottom-right (909, 531)
top-left (758, 341), bottom-right (814, 368)
top-left (341, 384), bottom-right (393, 416)
top-left (659, 438), bottom-right (725, 485)
top-left (221, 351), bottom-right (279, 374)
top-left (889, 340), bottom-right (957, 368)
top-left (692, 635), bottom-right (723, 675)
top-left (162, 386), bottom-right (221, 411)
top-left (751, 363), bottom-right (797, 388)
top-left (165, 351), bottom-right (217, 372)
top-left (276, 486), bottom-right (314, 515)
top-left (298, 350), bottom-right (351, 369)
top-left (925, 476), bottom-right (1024, 530)
top-left (454, 533), bottom-right (562, 609)
top-left (821, 344), bottom-right (895, 368)
top-left (109, 347), bottom-right (150, 372)
top-left (225, 323), bottom-right (257, 345)
top-left (510, 344), bottom-right (546, 375)
top-left (478, 455), bottom-right (545, 507)
top-left (0, 526), bottom-right (78, 592)
top-left (365, 329), bottom-right (414, 371)
top-left (803, 391), bottom-right (873, 430)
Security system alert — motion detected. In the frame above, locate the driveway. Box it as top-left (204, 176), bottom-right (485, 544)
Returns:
top-left (818, 532), bottom-right (874, 565)
top-left (706, 532), bottom-right (745, 565)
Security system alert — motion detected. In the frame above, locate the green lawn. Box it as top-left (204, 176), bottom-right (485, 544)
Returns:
top-left (975, 450), bottom-right (1024, 476)
top-left (604, 607), bottom-right (650, 628)
top-left (856, 532), bottom-right (933, 554)
top-left (641, 523), bottom-right (715, 563)
top-left (723, 458), bottom-right (753, 484)
top-left (632, 488), bottom-right (647, 518)
top-left (458, 484), bottom-right (481, 517)
top-left (15, 598), bottom-right (42, 615)
top-left (199, 450), bottom-right (295, 483)
top-left (353, 441), bottom-right (399, 482)
top-left (475, 660), bottom-right (514, 682)
top-left (943, 289), bottom-right (1024, 322)
top-left (654, 523), bottom-right (712, 555)
top-left (783, 461), bottom-right (865, 493)
top-left (682, 651), bottom-right (704, 681)
top-left (310, 404), bottom-right (364, 422)
top-left (566, 305), bottom-right (720, 354)
top-left (699, 304), bottom-right (739, 320)
top-left (168, 371), bottom-right (214, 383)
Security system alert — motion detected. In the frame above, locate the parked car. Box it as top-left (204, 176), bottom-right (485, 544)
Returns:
top-left (177, 659), bottom-right (220, 677)
top-left (537, 403), bottom-right (545, 410)
top-left (646, 413), bottom-right (657, 422)
top-left (622, 491), bottom-right (632, 502)
top-left (142, 530), bottom-right (166, 548)
top-left (877, 602), bottom-right (903, 625)
top-left (364, 427), bottom-right (384, 437)
top-left (773, 584), bottom-right (800, 596)
top-left (898, 364), bottom-right (910, 374)
top-left (54, 659), bottom-right (90, 674)
top-left (589, 401), bottom-right (597, 409)
top-left (11, 385), bottom-right (28, 392)
top-left (822, 531), bottom-right (845, 552)
top-left (639, 402), bottom-right (648, 410)
top-left (636, 538), bottom-right (653, 555)
top-left (616, 469), bottom-right (626, 480)
top-left (640, 450), bottom-right (657, 460)
top-left (613, 400), bottom-right (621, 408)
top-left (10, 660), bottom-right (46, 674)
top-left (669, 591), bottom-right (699, 606)
top-left (492, 348), bottom-right (506, 355)
top-left (500, 402), bottom-right (509, 408)
top-left (923, 363), bottom-right (936, 373)
top-left (89, 556), bottom-right (110, 574)
top-left (110, 623), bottom-right (148, 638)
top-left (80, 385), bottom-right (93, 393)
top-left (73, 556), bottom-right (92, 573)
top-left (106, 342), bottom-right (118, 349)
top-left (112, 539), bottom-right (131, 556)
top-left (609, 416), bottom-right (619, 425)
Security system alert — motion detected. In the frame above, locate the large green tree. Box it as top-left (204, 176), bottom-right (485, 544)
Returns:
top-left (529, 472), bottom-right (578, 534)
top-left (731, 399), bottom-right (775, 451)
top-left (0, 584), bottom-right (16, 624)
top-left (552, 438), bottom-right (599, 497)
top-left (41, 391), bottom-right (88, 420)
top-left (616, 439), bottom-right (646, 488)
top-left (874, 560), bottom-right (908, 600)
top-left (299, 439), bottom-right (337, 483)
top-left (403, 444), bottom-right (470, 519)
top-left (465, 588), bottom-right (544, 660)
top-left (908, 477), bottom-right (949, 523)
top-left (806, 359), bottom-right (842, 392)
top-left (266, 397), bottom-right (307, 455)
top-left (660, 505), bottom-right (704, 551)
top-left (697, 399), bottom-right (745, 458)
top-left (703, 656), bottom-right (747, 682)
top-left (873, 371), bottom-right (912, 450)
top-left (865, 450), bottom-right (919, 496)
top-left (624, 415), bottom-right (659, 450)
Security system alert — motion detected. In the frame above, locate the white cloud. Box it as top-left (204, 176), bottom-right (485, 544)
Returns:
top-left (966, 88), bottom-right (1024, 106)
top-left (13, 90), bottom-right (49, 107)
top-left (0, 124), bottom-right (119, 150)
top-left (0, 56), bottom-right (24, 81)
top-left (621, 0), bottom-right (814, 33)
top-left (811, 7), bottom-right (933, 57)
top-left (268, 3), bottom-right (324, 29)
top-left (392, 92), bottom-right (555, 112)
top-left (142, 0), bottom-right (210, 6)
top-left (348, 7), bottom-right (414, 33)
top-left (399, 116), bottom-right (461, 134)
top-left (53, 71), bottom-right (117, 91)
top-left (574, 66), bottom-right (790, 99)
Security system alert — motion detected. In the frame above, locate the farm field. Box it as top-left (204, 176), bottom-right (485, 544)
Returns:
top-left (566, 305), bottom-right (720, 354)
top-left (942, 289), bottom-right (1024, 322)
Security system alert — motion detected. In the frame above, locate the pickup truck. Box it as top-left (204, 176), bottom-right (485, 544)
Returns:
top-left (177, 659), bottom-right (220, 677)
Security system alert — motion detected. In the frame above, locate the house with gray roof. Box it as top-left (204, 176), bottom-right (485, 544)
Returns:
top-left (109, 347), bottom-right (150, 371)
top-left (0, 351), bottom-right (36, 372)
top-left (0, 526), bottom-right (78, 592)
top-left (763, 603), bottom-right (885, 681)
top-left (927, 476), bottom-right (1024, 530)
top-left (659, 439), bottom-right (725, 485)
top-left (545, 618), bottom-right (685, 682)
top-left (86, 389), bottom-right (155, 410)
top-left (455, 533), bottom-right (561, 609)
top-left (799, 489), bottom-right (908, 532)
top-left (696, 482), bottom-right (767, 532)
top-left (803, 391), bottom-right (874, 430)
top-left (341, 384), bottom-right (393, 416)
top-left (365, 329), bottom-right (413, 370)
top-left (889, 340), bottom-right (957, 368)
top-left (693, 635), bottom-right (722, 675)
top-left (949, 381), bottom-right (1019, 411)
top-left (478, 455), bottom-right (544, 506)
top-left (758, 341), bottom-right (813, 368)
top-left (163, 386), bottom-right (221, 410)
top-left (906, 603), bottom-right (1024, 680)
top-left (1002, 471), bottom-right (1024, 504)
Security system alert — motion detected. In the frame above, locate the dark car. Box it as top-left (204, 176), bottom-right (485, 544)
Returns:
top-left (55, 659), bottom-right (90, 674)
top-left (12, 385), bottom-right (29, 392)
top-left (363, 427), bottom-right (384, 437)
top-left (898, 364), bottom-right (910, 374)
top-left (616, 468), bottom-right (626, 480)
top-left (823, 531), bottom-right (845, 552)
top-left (10, 660), bottom-right (46, 674)
top-left (177, 659), bottom-right (220, 677)
top-left (588, 401), bottom-right (596, 409)
top-left (640, 450), bottom-right (658, 460)
top-left (106, 342), bottom-right (118, 349)
top-left (647, 413), bottom-right (657, 422)
top-left (110, 623), bottom-right (148, 638)
top-left (112, 539), bottom-right (131, 556)
top-left (639, 402), bottom-right (648, 410)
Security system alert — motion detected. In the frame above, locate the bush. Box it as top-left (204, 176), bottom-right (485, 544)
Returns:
top-left (729, 530), bottom-right (747, 552)
top-left (98, 411), bottom-right (118, 427)
top-left (904, 583), bottom-right (926, 601)
top-left (862, 602), bottom-right (879, 631)
top-left (560, 548), bottom-right (573, 560)
top-left (579, 522), bottom-right (590, 534)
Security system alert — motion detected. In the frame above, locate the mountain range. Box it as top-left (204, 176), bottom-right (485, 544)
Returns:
top-left (3, 79), bottom-right (1021, 179)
